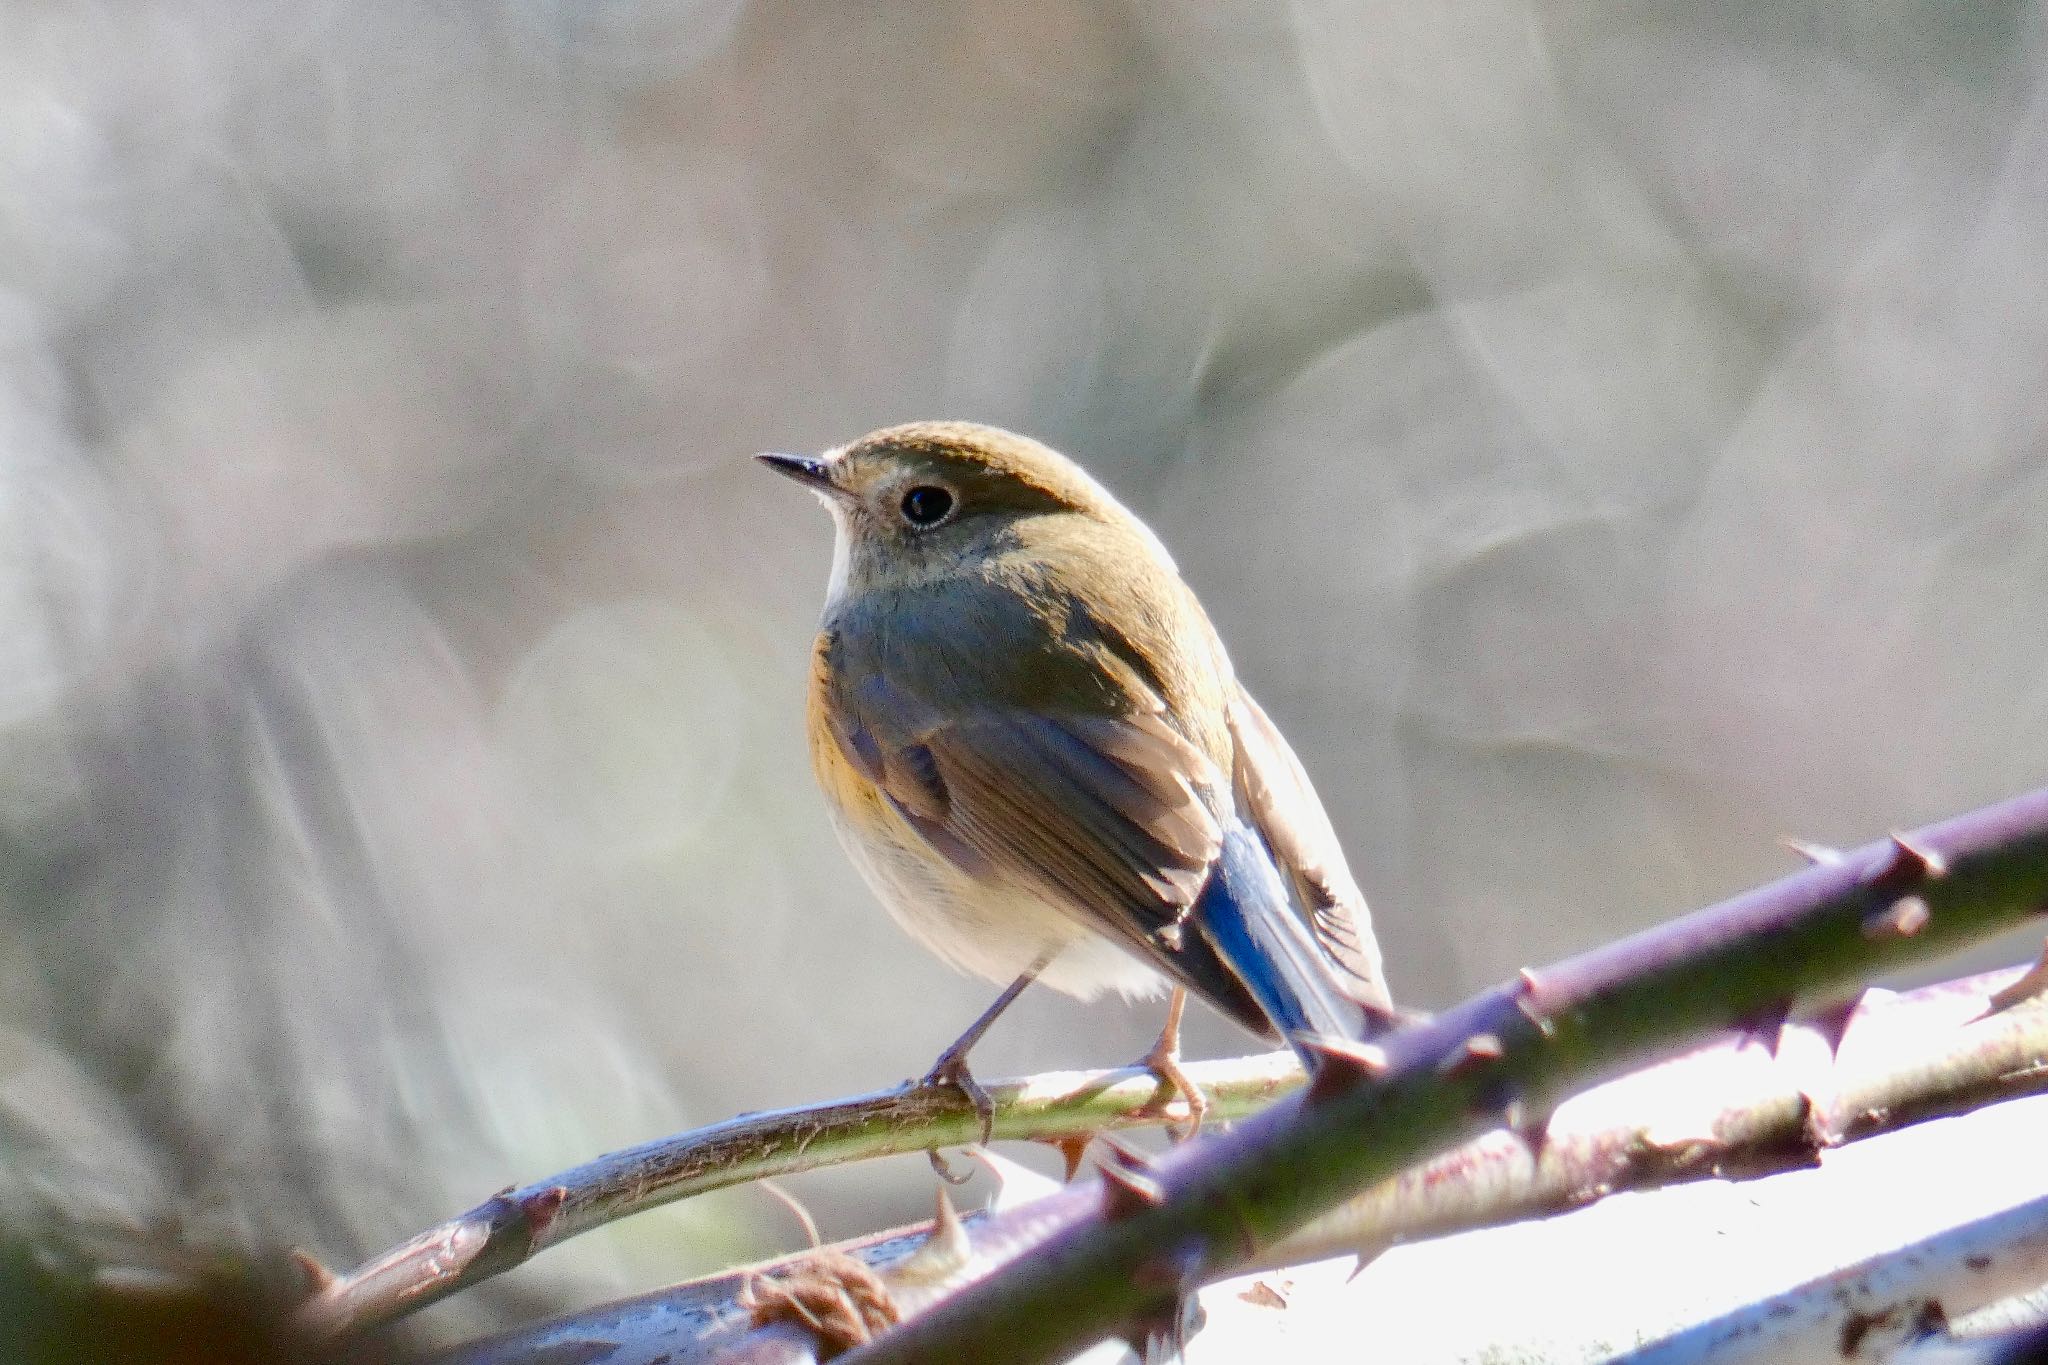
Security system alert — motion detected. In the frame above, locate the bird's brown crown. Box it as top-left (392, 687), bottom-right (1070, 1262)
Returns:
top-left (834, 421), bottom-right (1126, 524)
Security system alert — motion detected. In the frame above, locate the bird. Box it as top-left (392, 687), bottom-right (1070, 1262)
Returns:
top-left (759, 421), bottom-right (1396, 1138)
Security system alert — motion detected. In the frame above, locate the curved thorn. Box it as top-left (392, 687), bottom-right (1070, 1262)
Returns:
top-left (1098, 1159), bottom-right (1166, 1220)
top-left (1094, 1130), bottom-right (1159, 1173)
top-left (1982, 939), bottom-right (2048, 1017)
top-left (1804, 995), bottom-right (1863, 1058)
top-left (899, 1186), bottom-right (973, 1279)
top-left (1297, 1033), bottom-right (1392, 1103)
top-left (1441, 1032), bottom-right (1505, 1079)
top-left (1734, 997), bottom-right (1794, 1055)
top-left (289, 1249), bottom-right (338, 1294)
top-left (1862, 895), bottom-right (1931, 940)
top-left (1041, 1135), bottom-right (1091, 1183)
top-left (1781, 837), bottom-right (1845, 867)
top-left (1867, 832), bottom-right (1947, 892)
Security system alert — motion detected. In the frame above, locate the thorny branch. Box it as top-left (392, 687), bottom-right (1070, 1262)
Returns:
top-left (295, 1051), bottom-right (1302, 1339)
top-left (305, 785), bottom-right (2048, 1361)
top-left (429, 958), bottom-right (2048, 1363)
top-left (825, 789), bottom-right (2048, 1363)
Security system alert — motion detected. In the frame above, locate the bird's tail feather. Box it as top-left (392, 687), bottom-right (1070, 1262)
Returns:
top-left (1193, 820), bottom-right (1375, 1057)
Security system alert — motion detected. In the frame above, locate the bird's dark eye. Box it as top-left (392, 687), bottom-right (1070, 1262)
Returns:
top-left (899, 485), bottom-right (954, 527)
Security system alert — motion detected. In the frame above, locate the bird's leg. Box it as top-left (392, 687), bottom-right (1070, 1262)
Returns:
top-left (1140, 987), bottom-right (1207, 1141)
top-left (921, 952), bottom-right (1053, 1150)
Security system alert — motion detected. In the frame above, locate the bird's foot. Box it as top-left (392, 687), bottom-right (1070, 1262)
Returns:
top-left (920, 1044), bottom-right (997, 1156)
top-left (1140, 988), bottom-right (1207, 1142)
top-left (912, 960), bottom-right (1048, 1171)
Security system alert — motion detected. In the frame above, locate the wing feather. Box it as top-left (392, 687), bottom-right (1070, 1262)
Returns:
top-left (913, 711), bottom-right (1220, 947)
top-left (1227, 689), bottom-right (1393, 1015)
top-left (819, 632), bottom-right (1257, 1009)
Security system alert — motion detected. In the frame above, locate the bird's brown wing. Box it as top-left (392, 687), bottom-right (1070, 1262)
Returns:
top-left (1227, 688), bottom-right (1394, 1018)
top-left (831, 664), bottom-right (1219, 951)
top-left (818, 600), bottom-right (1274, 1032)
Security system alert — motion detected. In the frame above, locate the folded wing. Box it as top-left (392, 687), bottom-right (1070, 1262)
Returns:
top-left (820, 616), bottom-right (1276, 1032)
top-left (1228, 689), bottom-right (1394, 1020)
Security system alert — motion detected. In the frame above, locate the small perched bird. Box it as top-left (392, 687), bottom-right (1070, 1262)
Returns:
top-left (760, 421), bottom-right (1395, 1132)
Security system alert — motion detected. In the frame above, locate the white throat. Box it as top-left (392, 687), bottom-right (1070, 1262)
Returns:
top-left (820, 495), bottom-right (852, 617)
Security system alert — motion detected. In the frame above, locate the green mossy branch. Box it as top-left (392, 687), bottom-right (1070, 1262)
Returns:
top-left (296, 1052), bottom-right (1302, 1340)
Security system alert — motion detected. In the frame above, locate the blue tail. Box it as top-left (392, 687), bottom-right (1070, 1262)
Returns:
top-left (1191, 820), bottom-right (1368, 1057)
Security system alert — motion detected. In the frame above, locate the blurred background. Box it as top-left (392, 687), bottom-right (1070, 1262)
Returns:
top-left (3, 0), bottom-right (2046, 1349)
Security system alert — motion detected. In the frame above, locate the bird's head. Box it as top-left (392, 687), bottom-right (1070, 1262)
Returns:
top-left (758, 421), bottom-right (1165, 608)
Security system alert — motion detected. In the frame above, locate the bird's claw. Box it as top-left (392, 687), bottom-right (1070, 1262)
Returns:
top-left (1141, 1039), bottom-right (1206, 1142)
top-left (921, 1047), bottom-right (997, 1150)
top-left (1141, 988), bottom-right (1207, 1141)
top-left (926, 1146), bottom-right (975, 1184)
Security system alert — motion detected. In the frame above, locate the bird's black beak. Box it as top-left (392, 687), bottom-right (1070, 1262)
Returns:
top-left (755, 452), bottom-right (842, 496)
